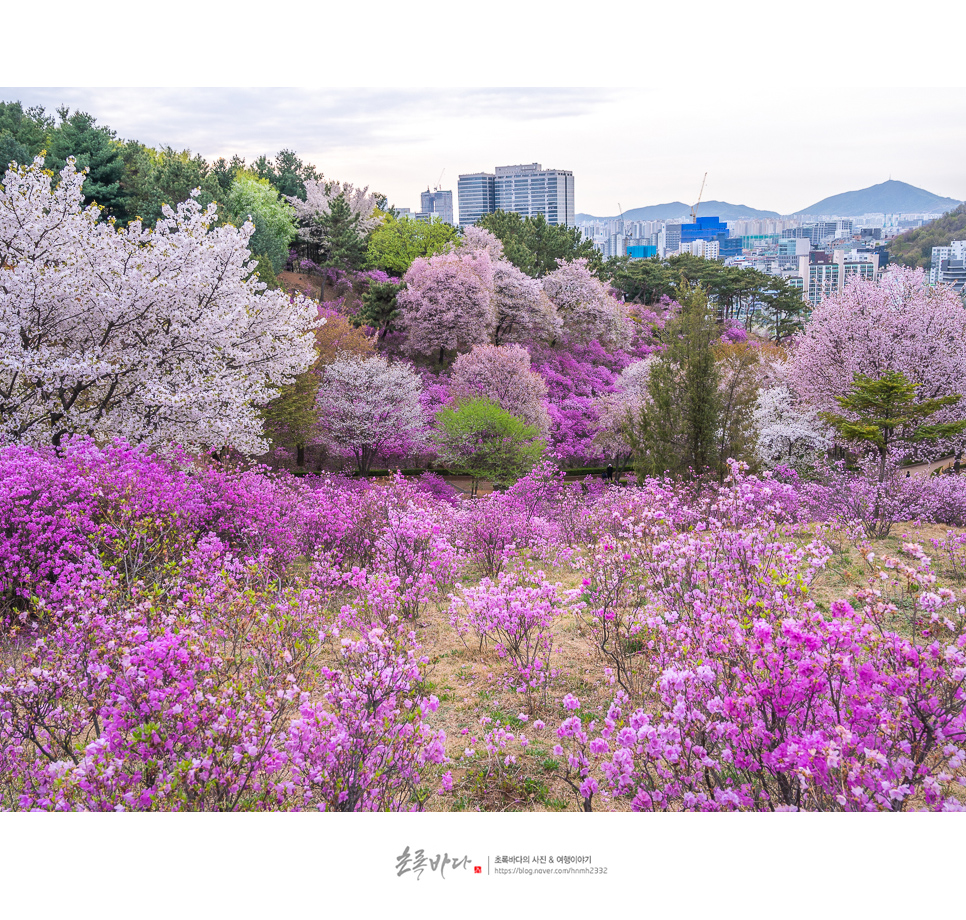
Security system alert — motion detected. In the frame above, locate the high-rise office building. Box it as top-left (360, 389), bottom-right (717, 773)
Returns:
top-left (417, 188), bottom-right (454, 225)
top-left (457, 173), bottom-right (496, 228)
top-left (458, 163), bottom-right (574, 227)
top-left (493, 163), bottom-right (575, 227)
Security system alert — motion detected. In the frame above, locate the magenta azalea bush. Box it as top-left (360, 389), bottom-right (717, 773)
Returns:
top-left (2, 439), bottom-right (966, 811)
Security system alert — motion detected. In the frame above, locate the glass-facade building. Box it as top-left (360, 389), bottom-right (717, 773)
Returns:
top-left (680, 216), bottom-right (729, 244)
top-left (457, 173), bottom-right (496, 228)
top-left (493, 163), bottom-right (575, 227)
top-left (418, 189), bottom-right (454, 225)
top-left (458, 163), bottom-right (574, 228)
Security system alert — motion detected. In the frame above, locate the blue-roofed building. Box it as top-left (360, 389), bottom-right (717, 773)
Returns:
top-left (627, 245), bottom-right (657, 259)
top-left (680, 215), bottom-right (729, 244)
top-left (717, 237), bottom-right (742, 260)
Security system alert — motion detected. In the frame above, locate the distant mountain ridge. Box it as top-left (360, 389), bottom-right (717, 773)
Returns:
top-left (794, 180), bottom-right (962, 217)
top-left (577, 200), bottom-right (780, 222)
top-left (577, 181), bottom-right (963, 223)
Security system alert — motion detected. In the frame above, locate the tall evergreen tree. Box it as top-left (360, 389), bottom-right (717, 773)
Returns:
top-left (318, 193), bottom-right (367, 272)
top-left (211, 155), bottom-right (246, 194)
top-left (629, 285), bottom-right (722, 479)
top-left (47, 108), bottom-right (125, 217)
top-left (0, 101), bottom-right (53, 159)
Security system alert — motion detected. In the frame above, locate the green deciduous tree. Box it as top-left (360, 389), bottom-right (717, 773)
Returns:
top-left (225, 171), bottom-right (298, 274)
top-left (432, 397), bottom-right (545, 497)
top-left (365, 214), bottom-right (458, 275)
top-left (820, 371), bottom-right (966, 483)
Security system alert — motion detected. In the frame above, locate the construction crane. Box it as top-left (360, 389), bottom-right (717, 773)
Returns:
top-left (690, 173), bottom-right (707, 223)
top-left (434, 168), bottom-right (445, 192)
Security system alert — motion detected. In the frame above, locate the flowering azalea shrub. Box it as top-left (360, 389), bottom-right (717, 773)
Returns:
top-left (0, 445), bottom-right (448, 812)
top-left (3, 437), bottom-right (966, 812)
top-left (450, 570), bottom-right (579, 710)
top-left (800, 459), bottom-right (966, 538)
top-left (555, 539), bottom-right (966, 813)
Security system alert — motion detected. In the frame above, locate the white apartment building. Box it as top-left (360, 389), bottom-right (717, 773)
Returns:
top-left (796, 248), bottom-right (879, 305)
top-left (678, 239), bottom-right (719, 260)
top-left (930, 241), bottom-right (966, 285)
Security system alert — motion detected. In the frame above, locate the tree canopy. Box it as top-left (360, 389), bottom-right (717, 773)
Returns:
top-left (605, 254), bottom-right (808, 340)
top-left (786, 267), bottom-right (966, 463)
top-left (0, 158), bottom-right (318, 453)
top-left (820, 371), bottom-right (966, 482)
top-left (224, 171), bottom-right (298, 274)
top-left (366, 214), bottom-right (458, 275)
top-left (477, 210), bottom-right (603, 278)
top-left (47, 107), bottom-right (126, 218)
top-left (432, 397), bottom-right (545, 496)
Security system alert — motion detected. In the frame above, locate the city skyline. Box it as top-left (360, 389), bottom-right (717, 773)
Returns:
top-left (1, 87), bottom-right (964, 219)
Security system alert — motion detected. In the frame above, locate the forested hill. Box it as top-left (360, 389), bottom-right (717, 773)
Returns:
top-left (888, 204), bottom-right (966, 269)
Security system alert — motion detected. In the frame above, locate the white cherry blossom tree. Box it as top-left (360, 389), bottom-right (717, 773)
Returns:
top-left (315, 354), bottom-right (426, 472)
top-left (0, 157), bottom-right (320, 454)
top-left (753, 382), bottom-right (833, 468)
top-left (288, 179), bottom-right (383, 238)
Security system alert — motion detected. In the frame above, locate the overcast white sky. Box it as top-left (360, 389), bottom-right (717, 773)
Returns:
top-left (3, 5), bottom-right (965, 218)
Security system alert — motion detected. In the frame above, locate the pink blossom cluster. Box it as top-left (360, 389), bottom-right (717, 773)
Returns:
top-left (556, 515), bottom-right (966, 811)
top-left (3, 437), bottom-right (966, 811)
top-left (450, 570), bottom-right (579, 709)
top-left (0, 536), bottom-right (445, 811)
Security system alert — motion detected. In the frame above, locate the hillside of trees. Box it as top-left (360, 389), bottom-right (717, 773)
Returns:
top-left (888, 203), bottom-right (966, 269)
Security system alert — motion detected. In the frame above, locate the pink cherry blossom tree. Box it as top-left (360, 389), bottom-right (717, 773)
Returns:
top-left (315, 354), bottom-right (426, 472)
top-left (460, 226), bottom-right (560, 345)
top-left (786, 267), bottom-right (966, 461)
top-left (397, 250), bottom-right (495, 364)
top-left (542, 258), bottom-right (630, 349)
top-left (459, 225), bottom-right (505, 262)
top-left (492, 260), bottom-right (562, 346)
top-left (0, 157), bottom-right (320, 454)
top-left (449, 343), bottom-right (551, 438)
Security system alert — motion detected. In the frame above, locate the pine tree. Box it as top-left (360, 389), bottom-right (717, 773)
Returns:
top-left (47, 108), bottom-right (126, 218)
top-left (629, 285), bottom-right (722, 479)
top-left (318, 193), bottom-right (367, 272)
top-left (820, 371), bottom-right (966, 483)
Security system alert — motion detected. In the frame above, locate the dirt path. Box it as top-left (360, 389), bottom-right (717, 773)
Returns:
top-left (903, 455), bottom-right (957, 476)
